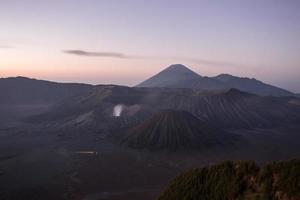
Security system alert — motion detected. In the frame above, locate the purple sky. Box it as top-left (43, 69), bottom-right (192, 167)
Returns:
top-left (0, 0), bottom-right (300, 92)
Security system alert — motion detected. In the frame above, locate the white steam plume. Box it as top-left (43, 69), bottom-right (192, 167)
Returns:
top-left (113, 104), bottom-right (123, 117)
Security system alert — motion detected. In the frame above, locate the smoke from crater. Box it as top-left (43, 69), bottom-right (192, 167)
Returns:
top-left (113, 104), bottom-right (123, 117)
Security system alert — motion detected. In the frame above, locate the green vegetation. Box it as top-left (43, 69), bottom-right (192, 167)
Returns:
top-left (157, 159), bottom-right (300, 200)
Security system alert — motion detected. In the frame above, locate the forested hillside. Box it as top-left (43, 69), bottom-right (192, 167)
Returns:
top-left (157, 159), bottom-right (300, 200)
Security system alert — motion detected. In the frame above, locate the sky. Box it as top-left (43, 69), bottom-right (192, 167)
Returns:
top-left (0, 0), bottom-right (300, 92)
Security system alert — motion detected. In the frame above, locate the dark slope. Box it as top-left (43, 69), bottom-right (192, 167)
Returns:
top-left (31, 86), bottom-right (300, 130)
top-left (0, 76), bottom-right (93, 105)
top-left (214, 74), bottom-right (293, 96)
top-left (122, 110), bottom-right (236, 150)
top-left (157, 159), bottom-right (300, 200)
top-left (136, 64), bottom-right (294, 96)
top-left (157, 88), bottom-right (300, 129)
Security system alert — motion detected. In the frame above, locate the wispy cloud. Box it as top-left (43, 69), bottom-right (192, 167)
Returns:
top-left (63, 49), bottom-right (142, 59)
top-left (62, 49), bottom-right (250, 68)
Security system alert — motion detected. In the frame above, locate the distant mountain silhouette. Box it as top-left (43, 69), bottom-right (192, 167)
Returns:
top-left (0, 77), bottom-right (92, 105)
top-left (137, 64), bottom-right (222, 90)
top-left (137, 64), bottom-right (294, 96)
top-left (137, 64), bottom-right (201, 88)
top-left (213, 73), bottom-right (293, 96)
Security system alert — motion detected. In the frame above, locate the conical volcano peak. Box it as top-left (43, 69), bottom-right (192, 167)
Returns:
top-left (168, 64), bottom-right (186, 68)
top-left (122, 110), bottom-right (226, 150)
top-left (163, 64), bottom-right (199, 75)
top-left (166, 64), bottom-right (190, 70)
top-left (136, 64), bottom-right (201, 88)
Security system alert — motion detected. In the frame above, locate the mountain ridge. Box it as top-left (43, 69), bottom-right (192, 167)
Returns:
top-left (137, 64), bottom-right (294, 96)
top-left (0, 76), bottom-right (93, 105)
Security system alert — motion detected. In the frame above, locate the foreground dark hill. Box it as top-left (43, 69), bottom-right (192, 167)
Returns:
top-left (122, 110), bottom-right (237, 150)
top-left (0, 76), bottom-right (92, 105)
top-left (157, 159), bottom-right (300, 200)
top-left (137, 64), bottom-right (293, 96)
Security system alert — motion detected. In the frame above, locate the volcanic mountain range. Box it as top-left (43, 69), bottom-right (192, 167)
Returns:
top-left (0, 64), bottom-right (295, 106)
top-left (137, 64), bottom-right (293, 96)
top-left (1, 64), bottom-right (300, 199)
top-left (0, 64), bottom-right (299, 151)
